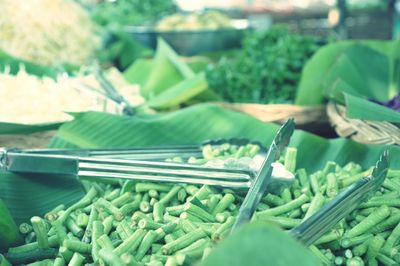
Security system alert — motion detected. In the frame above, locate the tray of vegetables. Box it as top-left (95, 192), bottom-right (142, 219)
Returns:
top-left (1, 113), bottom-right (400, 266)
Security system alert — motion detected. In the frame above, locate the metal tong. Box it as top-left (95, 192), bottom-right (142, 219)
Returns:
top-left (0, 121), bottom-right (296, 193)
top-left (290, 151), bottom-right (390, 246)
top-left (13, 138), bottom-right (263, 161)
top-left (232, 118), bottom-right (295, 230)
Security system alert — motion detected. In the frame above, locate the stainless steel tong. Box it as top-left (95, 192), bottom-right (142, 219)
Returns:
top-left (13, 138), bottom-right (263, 161)
top-left (232, 118), bottom-right (295, 230)
top-left (290, 151), bottom-right (390, 246)
top-left (0, 121), bottom-right (296, 193)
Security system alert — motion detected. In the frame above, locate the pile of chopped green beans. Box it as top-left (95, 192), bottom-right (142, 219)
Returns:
top-left (2, 144), bottom-right (400, 266)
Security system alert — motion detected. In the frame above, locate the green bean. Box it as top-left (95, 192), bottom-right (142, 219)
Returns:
top-left (352, 240), bottom-right (370, 257)
top-left (59, 246), bottom-right (73, 262)
top-left (341, 234), bottom-right (373, 248)
top-left (19, 222), bottom-right (33, 235)
top-left (155, 185), bottom-right (180, 206)
top-left (370, 212), bottom-right (400, 234)
top-left (360, 199), bottom-right (400, 208)
top-left (59, 187), bottom-right (97, 224)
top-left (309, 173), bottom-right (320, 195)
top-left (345, 256), bottom-right (364, 266)
top-left (177, 189), bottom-right (187, 203)
top-left (116, 220), bottom-right (134, 240)
top-left (256, 194), bottom-right (309, 218)
top-left (334, 256), bottom-right (344, 265)
top-left (340, 171), bottom-right (369, 188)
top-left (105, 188), bottom-right (121, 201)
top-left (309, 245), bottom-right (330, 265)
top-left (53, 256), bottom-right (65, 266)
top-left (376, 253), bottom-right (397, 265)
top-left (138, 219), bottom-right (163, 230)
top-left (382, 178), bottom-right (400, 191)
top-left (153, 202), bottom-right (164, 223)
top-left (6, 248), bottom-right (58, 265)
top-left (345, 249), bottom-right (353, 259)
top-left (139, 201), bottom-right (151, 213)
top-left (366, 235), bottom-right (385, 261)
top-left (177, 238), bottom-right (210, 258)
top-left (192, 185), bottom-right (213, 201)
top-left (202, 246), bottom-right (213, 261)
top-left (296, 169), bottom-right (310, 193)
top-left (184, 185), bottom-right (199, 196)
top-left (98, 248), bottom-right (124, 266)
top-left (102, 216), bottom-right (114, 235)
top-left (82, 206), bottom-right (97, 243)
top-left (96, 198), bottom-right (123, 221)
top-left (114, 228), bottom-right (146, 256)
top-left (280, 189), bottom-right (292, 203)
top-left (52, 220), bottom-right (68, 245)
top-left (44, 204), bottom-right (65, 222)
top-left (97, 234), bottom-right (114, 250)
top-left (345, 205), bottom-right (391, 238)
top-left (120, 253), bottom-right (143, 266)
top-left (161, 228), bottom-right (207, 255)
top-left (165, 256), bottom-right (178, 266)
top-left (283, 147), bottom-right (297, 173)
top-left (314, 229), bottom-right (344, 245)
top-left (288, 209), bottom-right (302, 219)
top-left (63, 239), bottom-right (91, 254)
top-left (215, 212), bottom-right (231, 223)
top-left (262, 194), bottom-right (284, 206)
top-left (323, 161), bottom-right (336, 176)
top-left (303, 193), bottom-right (324, 221)
top-left (136, 231), bottom-right (158, 260)
top-left (76, 213), bottom-right (89, 228)
top-left (381, 222), bottom-right (400, 256)
top-left (326, 173), bottom-right (339, 197)
top-left (65, 217), bottom-right (83, 238)
top-left (91, 221), bottom-right (104, 262)
top-left (120, 200), bottom-right (141, 216)
top-left (111, 192), bottom-right (134, 208)
top-left (185, 203), bottom-right (214, 222)
top-left (212, 216), bottom-right (235, 241)
top-left (31, 217), bottom-right (49, 248)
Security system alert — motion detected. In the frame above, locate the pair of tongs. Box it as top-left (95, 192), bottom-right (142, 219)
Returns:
top-left (0, 120), bottom-right (296, 194)
top-left (290, 151), bottom-right (390, 246)
top-left (231, 150), bottom-right (389, 242)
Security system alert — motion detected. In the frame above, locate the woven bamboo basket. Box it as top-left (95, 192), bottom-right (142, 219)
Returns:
top-left (327, 102), bottom-right (400, 145)
top-left (0, 131), bottom-right (56, 149)
top-left (217, 102), bottom-right (328, 125)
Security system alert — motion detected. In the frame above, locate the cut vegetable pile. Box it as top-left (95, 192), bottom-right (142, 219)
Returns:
top-left (2, 142), bottom-right (400, 266)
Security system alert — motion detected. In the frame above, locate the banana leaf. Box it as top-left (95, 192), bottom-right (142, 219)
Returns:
top-left (0, 49), bottom-right (77, 78)
top-left (200, 222), bottom-right (321, 266)
top-left (1, 104), bottom-right (399, 248)
top-left (295, 40), bottom-right (400, 106)
top-left (295, 40), bottom-right (400, 122)
top-left (0, 121), bottom-right (62, 134)
top-left (123, 38), bottom-right (218, 108)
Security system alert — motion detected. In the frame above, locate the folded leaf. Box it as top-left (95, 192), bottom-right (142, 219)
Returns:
top-left (345, 93), bottom-right (400, 123)
top-left (146, 73), bottom-right (208, 108)
top-left (200, 222), bottom-right (321, 266)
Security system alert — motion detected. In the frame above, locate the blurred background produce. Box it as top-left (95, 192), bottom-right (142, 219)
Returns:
top-left (0, 0), bottom-right (100, 66)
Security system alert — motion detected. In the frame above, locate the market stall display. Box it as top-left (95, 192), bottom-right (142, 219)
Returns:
top-left (1, 1), bottom-right (400, 265)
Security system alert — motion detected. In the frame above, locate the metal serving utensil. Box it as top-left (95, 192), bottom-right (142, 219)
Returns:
top-left (0, 126), bottom-right (295, 193)
top-left (231, 118), bottom-right (295, 231)
top-left (290, 151), bottom-right (390, 246)
top-left (10, 137), bottom-right (265, 161)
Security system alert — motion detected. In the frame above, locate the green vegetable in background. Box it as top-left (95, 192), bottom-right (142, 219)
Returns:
top-left (91, 0), bottom-right (175, 26)
top-left (206, 25), bottom-right (322, 104)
